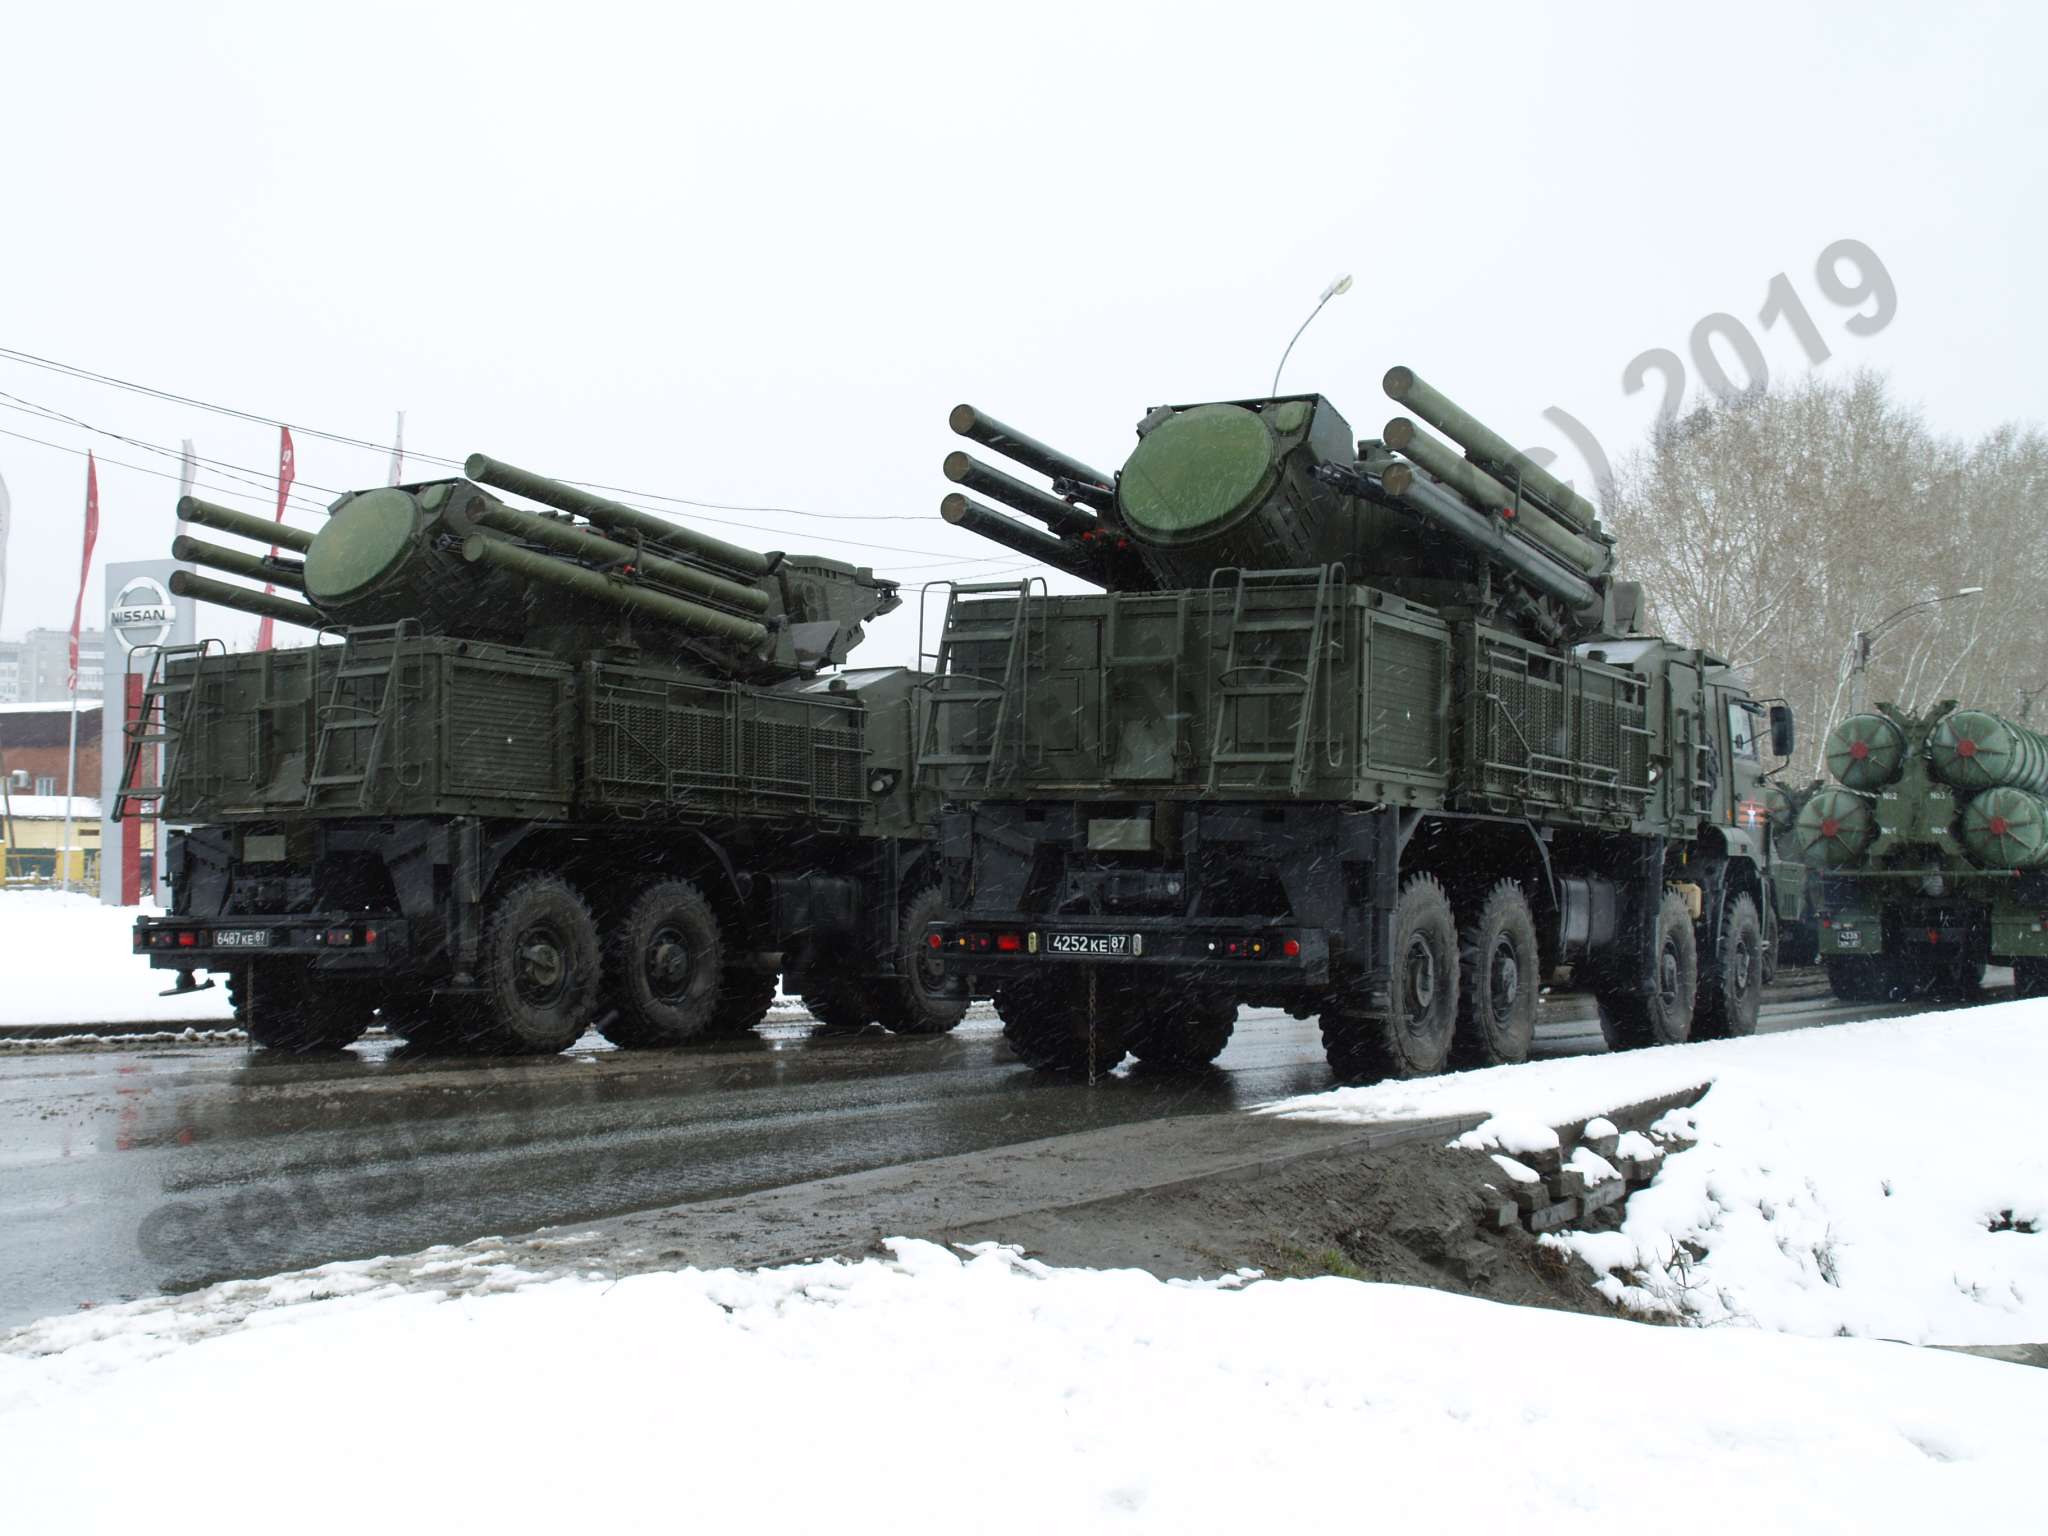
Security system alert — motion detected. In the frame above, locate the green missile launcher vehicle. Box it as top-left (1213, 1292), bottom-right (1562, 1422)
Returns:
top-left (121, 457), bottom-right (966, 1053)
top-left (921, 367), bottom-right (1795, 1081)
top-left (1800, 702), bottom-right (2048, 1000)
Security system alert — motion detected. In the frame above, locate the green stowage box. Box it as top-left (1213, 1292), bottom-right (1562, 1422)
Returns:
top-left (1796, 785), bottom-right (1878, 867)
top-left (162, 638), bottom-right (576, 821)
top-left (1929, 709), bottom-right (2048, 794)
top-left (1824, 712), bottom-right (1908, 790)
top-left (1961, 784), bottom-right (2048, 869)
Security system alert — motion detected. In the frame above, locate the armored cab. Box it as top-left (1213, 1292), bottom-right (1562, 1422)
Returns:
top-left (127, 457), bottom-right (964, 1055)
top-left (922, 367), bottom-right (1789, 1083)
top-left (1799, 701), bottom-right (2048, 999)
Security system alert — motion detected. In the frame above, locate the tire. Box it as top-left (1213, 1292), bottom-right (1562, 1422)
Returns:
top-left (1824, 954), bottom-right (1892, 1003)
top-left (1319, 874), bottom-right (1460, 1084)
top-left (1695, 892), bottom-right (1763, 1039)
top-left (478, 874), bottom-right (602, 1053)
top-left (2016, 957), bottom-right (2048, 998)
top-left (997, 976), bottom-right (1128, 1076)
top-left (1931, 958), bottom-right (1986, 1002)
top-left (706, 971), bottom-right (778, 1038)
top-left (1125, 995), bottom-right (1237, 1070)
top-left (231, 964), bottom-right (374, 1053)
top-left (801, 985), bottom-right (876, 1032)
top-left (601, 878), bottom-right (724, 1048)
top-left (1452, 881), bottom-right (1539, 1067)
top-left (1596, 889), bottom-right (1698, 1051)
top-left (872, 886), bottom-right (969, 1036)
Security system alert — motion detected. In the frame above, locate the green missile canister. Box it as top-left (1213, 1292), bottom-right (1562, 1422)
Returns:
top-left (1961, 784), bottom-right (2048, 869)
top-left (1928, 709), bottom-right (2048, 794)
top-left (1825, 712), bottom-right (1908, 790)
top-left (1796, 785), bottom-right (1879, 867)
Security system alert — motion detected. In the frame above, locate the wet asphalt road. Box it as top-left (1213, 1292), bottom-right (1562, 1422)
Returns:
top-left (0, 985), bottom-right (1951, 1327)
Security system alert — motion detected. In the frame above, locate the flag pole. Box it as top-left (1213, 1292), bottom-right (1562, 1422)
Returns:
top-left (60, 453), bottom-right (101, 891)
top-left (58, 695), bottom-right (80, 891)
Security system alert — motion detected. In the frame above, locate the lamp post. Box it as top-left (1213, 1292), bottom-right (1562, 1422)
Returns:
top-left (1850, 586), bottom-right (1984, 710)
top-left (1271, 273), bottom-right (1353, 397)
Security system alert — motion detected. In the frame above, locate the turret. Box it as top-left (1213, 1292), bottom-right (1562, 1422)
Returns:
top-left (937, 368), bottom-right (1638, 644)
top-left (171, 457), bottom-right (900, 680)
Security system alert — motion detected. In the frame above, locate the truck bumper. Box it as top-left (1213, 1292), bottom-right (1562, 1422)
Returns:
top-left (133, 912), bottom-right (414, 977)
top-left (926, 915), bottom-right (1331, 987)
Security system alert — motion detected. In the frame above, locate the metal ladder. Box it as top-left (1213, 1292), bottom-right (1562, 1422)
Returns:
top-left (1206, 565), bottom-right (1341, 793)
top-left (305, 622), bottom-right (416, 809)
top-left (112, 640), bottom-right (224, 822)
top-left (916, 579), bottom-right (1044, 788)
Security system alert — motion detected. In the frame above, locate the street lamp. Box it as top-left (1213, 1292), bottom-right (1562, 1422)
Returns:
top-left (1270, 273), bottom-right (1353, 397)
top-left (1851, 586), bottom-right (1984, 709)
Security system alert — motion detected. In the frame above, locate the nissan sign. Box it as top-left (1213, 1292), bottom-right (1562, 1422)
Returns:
top-left (110, 575), bottom-right (177, 653)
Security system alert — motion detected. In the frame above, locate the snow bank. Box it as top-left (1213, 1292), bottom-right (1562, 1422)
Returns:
top-left (3, 1239), bottom-right (2041, 1532)
top-left (0, 891), bottom-right (234, 1027)
top-left (1267, 999), bottom-right (2048, 1344)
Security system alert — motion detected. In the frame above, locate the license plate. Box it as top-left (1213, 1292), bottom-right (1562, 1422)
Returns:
top-left (1049, 932), bottom-right (1129, 956)
top-left (214, 929), bottom-right (271, 948)
top-left (1835, 928), bottom-right (1861, 949)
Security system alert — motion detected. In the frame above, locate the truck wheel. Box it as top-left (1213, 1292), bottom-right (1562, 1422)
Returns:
top-left (1695, 892), bottom-right (1763, 1039)
top-left (474, 874), bottom-right (601, 1053)
top-left (873, 886), bottom-right (968, 1036)
top-left (1126, 995), bottom-right (1236, 1070)
top-left (2016, 958), bottom-right (2048, 997)
top-left (997, 977), bottom-right (1128, 1076)
top-left (705, 971), bottom-right (778, 1037)
top-left (231, 964), bottom-right (374, 1053)
top-left (1823, 954), bottom-right (1892, 1002)
top-left (1452, 881), bottom-right (1539, 1067)
top-left (801, 985), bottom-right (877, 1032)
top-left (1319, 874), bottom-right (1460, 1083)
top-left (1596, 890), bottom-right (1697, 1051)
top-left (602, 878), bottom-right (723, 1048)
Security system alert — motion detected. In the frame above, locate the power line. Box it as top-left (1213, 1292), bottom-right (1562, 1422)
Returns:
top-left (0, 344), bottom-right (956, 525)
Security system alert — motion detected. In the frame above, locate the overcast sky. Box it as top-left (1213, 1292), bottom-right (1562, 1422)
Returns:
top-left (1, 0), bottom-right (2042, 664)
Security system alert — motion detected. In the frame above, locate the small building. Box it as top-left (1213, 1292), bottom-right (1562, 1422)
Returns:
top-left (0, 794), bottom-right (102, 884)
top-left (0, 701), bottom-right (103, 800)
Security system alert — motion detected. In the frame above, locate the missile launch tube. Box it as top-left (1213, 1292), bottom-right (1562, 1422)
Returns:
top-left (947, 406), bottom-right (1117, 514)
top-left (177, 496), bottom-right (315, 554)
top-left (171, 535), bottom-right (307, 591)
top-left (1382, 418), bottom-right (1611, 576)
top-left (940, 493), bottom-right (1102, 585)
top-left (1383, 367), bottom-right (1603, 536)
top-left (468, 502), bottom-right (771, 614)
top-left (168, 570), bottom-right (324, 626)
top-left (1379, 464), bottom-right (1603, 623)
top-left (463, 454), bottom-right (779, 578)
top-left (943, 452), bottom-right (1101, 539)
top-left (459, 534), bottom-right (770, 647)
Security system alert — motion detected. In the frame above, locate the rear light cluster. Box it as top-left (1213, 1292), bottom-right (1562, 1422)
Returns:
top-left (139, 929), bottom-right (204, 950)
top-left (1205, 935), bottom-right (1301, 959)
top-left (322, 925), bottom-right (380, 947)
top-left (934, 931), bottom-right (1028, 954)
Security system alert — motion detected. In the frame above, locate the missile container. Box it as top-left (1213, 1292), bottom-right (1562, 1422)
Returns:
top-left (1798, 701), bottom-right (2048, 1000)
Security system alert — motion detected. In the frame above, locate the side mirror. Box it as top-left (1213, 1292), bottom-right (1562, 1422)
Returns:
top-left (1769, 703), bottom-right (1796, 759)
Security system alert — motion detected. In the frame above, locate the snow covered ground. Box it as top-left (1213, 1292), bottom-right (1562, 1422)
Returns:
top-left (2, 1238), bottom-right (2042, 1533)
top-left (1267, 998), bottom-right (2048, 1345)
top-left (0, 890), bottom-right (234, 1027)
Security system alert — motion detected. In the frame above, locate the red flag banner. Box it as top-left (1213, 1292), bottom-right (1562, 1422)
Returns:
top-left (255, 426), bottom-right (296, 652)
top-left (69, 453), bottom-right (101, 692)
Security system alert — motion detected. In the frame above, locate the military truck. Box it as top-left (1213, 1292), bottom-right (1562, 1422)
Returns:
top-left (1798, 702), bottom-right (2048, 1000)
top-left (120, 457), bottom-right (965, 1052)
top-left (919, 369), bottom-right (1793, 1080)
top-left (1763, 778), bottom-right (1824, 972)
